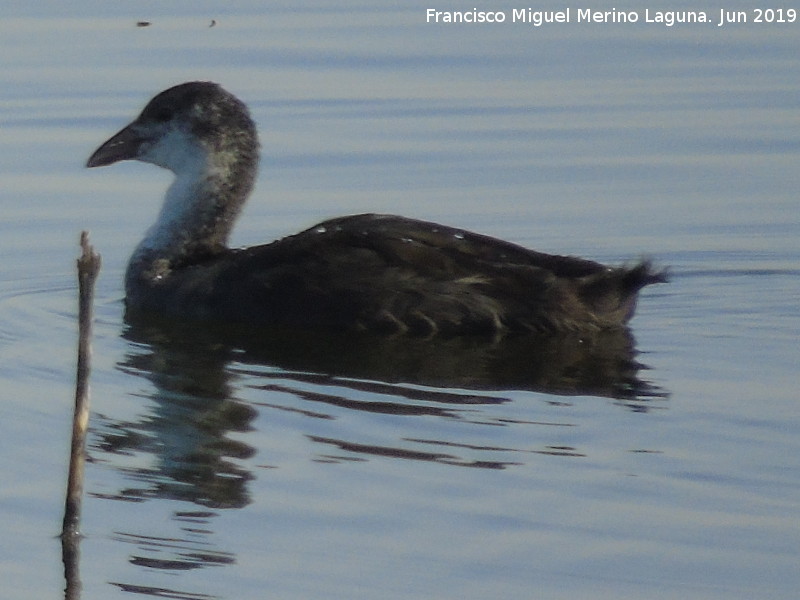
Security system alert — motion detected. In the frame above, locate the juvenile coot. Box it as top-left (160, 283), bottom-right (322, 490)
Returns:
top-left (87, 82), bottom-right (666, 335)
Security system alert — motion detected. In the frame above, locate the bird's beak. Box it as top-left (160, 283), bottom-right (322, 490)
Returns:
top-left (86, 123), bottom-right (148, 168)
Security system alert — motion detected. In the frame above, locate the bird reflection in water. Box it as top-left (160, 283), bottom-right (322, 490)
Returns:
top-left (87, 313), bottom-right (666, 594)
top-left (97, 313), bottom-right (666, 496)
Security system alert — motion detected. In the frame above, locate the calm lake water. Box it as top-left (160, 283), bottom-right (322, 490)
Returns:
top-left (1, 2), bottom-right (798, 599)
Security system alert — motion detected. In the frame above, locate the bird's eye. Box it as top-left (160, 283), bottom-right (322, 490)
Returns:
top-left (144, 104), bottom-right (173, 123)
top-left (152, 108), bottom-right (173, 122)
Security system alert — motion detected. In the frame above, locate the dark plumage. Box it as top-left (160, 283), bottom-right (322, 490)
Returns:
top-left (87, 81), bottom-right (666, 336)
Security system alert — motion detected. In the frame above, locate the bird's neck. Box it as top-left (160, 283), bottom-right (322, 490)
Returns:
top-left (127, 150), bottom-right (256, 287)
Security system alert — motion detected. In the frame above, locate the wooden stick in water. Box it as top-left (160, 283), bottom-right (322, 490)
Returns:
top-left (62, 231), bottom-right (101, 538)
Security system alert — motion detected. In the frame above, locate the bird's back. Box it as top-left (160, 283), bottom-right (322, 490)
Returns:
top-left (125, 214), bottom-right (666, 335)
